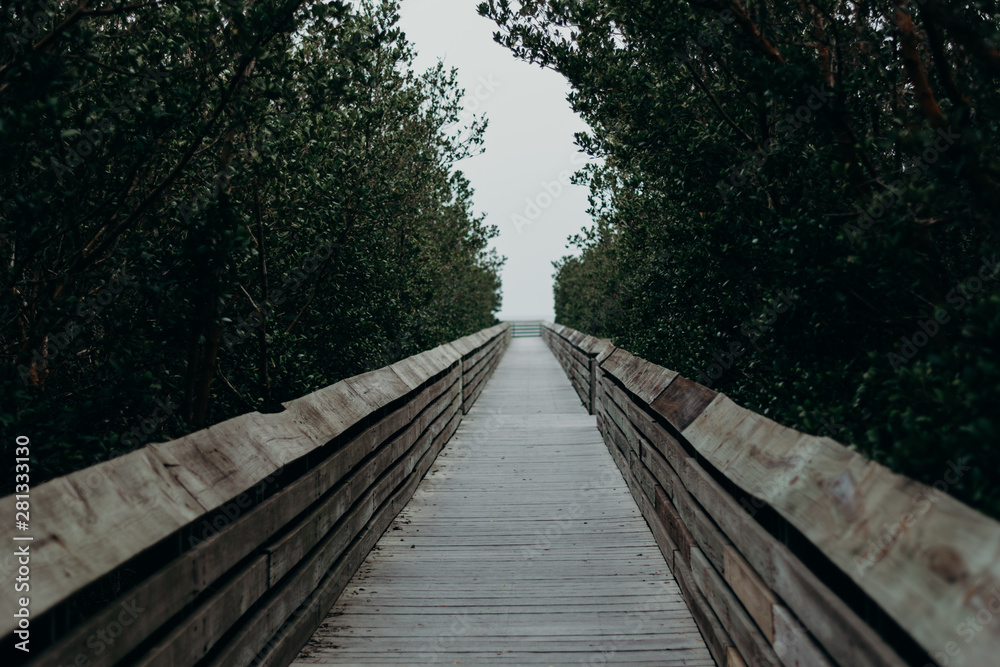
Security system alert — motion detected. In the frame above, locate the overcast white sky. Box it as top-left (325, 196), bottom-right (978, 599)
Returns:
top-left (397, 0), bottom-right (593, 322)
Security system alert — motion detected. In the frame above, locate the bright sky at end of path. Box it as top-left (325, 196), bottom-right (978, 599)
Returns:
top-left (397, 0), bottom-right (593, 323)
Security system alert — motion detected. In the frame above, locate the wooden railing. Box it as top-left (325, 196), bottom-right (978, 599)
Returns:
top-left (2, 323), bottom-right (510, 667)
top-left (542, 321), bottom-right (1000, 667)
top-left (510, 320), bottom-right (542, 338)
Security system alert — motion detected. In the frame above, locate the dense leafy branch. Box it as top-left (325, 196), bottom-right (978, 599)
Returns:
top-left (481, 0), bottom-right (1000, 519)
top-left (1, 0), bottom-right (503, 486)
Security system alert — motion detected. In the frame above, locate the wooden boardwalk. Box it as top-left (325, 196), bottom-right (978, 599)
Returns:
top-left (292, 338), bottom-right (713, 665)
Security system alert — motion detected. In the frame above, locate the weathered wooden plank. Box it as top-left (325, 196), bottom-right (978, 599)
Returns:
top-left (22, 368), bottom-right (457, 667)
top-left (772, 603), bottom-right (832, 667)
top-left (679, 445), bottom-right (905, 667)
top-left (579, 334), bottom-right (612, 358)
top-left (2, 324), bottom-right (513, 667)
top-left (771, 604), bottom-right (831, 667)
top-left (587, 358), bottom-right (598, 414)
top-left (601, 399), bottom-right (633, 459)
top-left (684, 394), bottom-right (1000, 667)
top-left (296, 655), bottom-right (707, 666)
top-left (353, 365), bottom-right (460, 461)
top-left (3, 440), bottom-right (208, 632)
top-left (543, 322), bottom-right (607, 360)
top-left (673, 547), bottom-right (735, 667)
top-left (724, 544), bottom-right (777, 642)
top-left (293, 338), bottom-right (713, 667)
top-left (388, 348), bottom-right (458, 390)
top-left (650, 375), bottom-right (718, 433)
top-left (462, 344), bottom-right (505, 412)
top-left (470, 353), bottom-right (499, 395)
top-left (601, 411), bottom-right (737, 667)
top-left (343, 366), bottom-right (413, 413)
top-left (601, 383), bottom-right (730, 575)
top-left (256, 409), bottom-right (463, 667)
top-left (461, 337), bottom-right (497, 375)
top-left (28, 494), bottom-right (275, 667)
top-left (315, 620), bottom-right (705, 637)
top-left (461, 331), bottom-right (504, 386)
top-left (447, 324), bottom-right (504, 360)
top-left (603, 374), bottom-right (688, 471)
top-left (466, 336), bottom-right (502, 380)
top-left (280, 382), bottom-right (372, 448)
top-left (593, 344), bottom-right (902, 667)
top-left (635, 485), bottom-right (680, 571)
top-left (692, 547), bottom-right (780, 667)
top-left (600, 347), bottom-right (678, 404)
top-left (565, 341), bottom-right (590, 368)
top-left (134, 555), bottom-right (269, 667)
top-left (265, 380), bottom-right (461, 586)
top-left (565, 346), bottom-right (587, 372)
top-left (727, 647), bottom-right (748, 667)
top-left (460, 326), bottom-right (505, 368)
top-left (601, 384), bottom-right (643, 456)
top-left (656, 486), bottom-right (695, 568)
top-left (147, 414), bottom-right (293, 514)
top-left (570, 361), bottom-right (590, 393)
top-left (630, 450), bottom-right (656, 504)
top-left (208, 393), bottom-right (462, 667)
top-left (22, 374), bottom-right (461, 667)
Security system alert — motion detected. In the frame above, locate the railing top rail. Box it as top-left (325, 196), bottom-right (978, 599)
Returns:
top-left (543, 321), bottom-right (1000, 667)
top-left (0, 323), bottom-right (510, 638)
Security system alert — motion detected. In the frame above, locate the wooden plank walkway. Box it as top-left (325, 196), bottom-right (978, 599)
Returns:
top-left (292, 337), bottom-right (714, 665)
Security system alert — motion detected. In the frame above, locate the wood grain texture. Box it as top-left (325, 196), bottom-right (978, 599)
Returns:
top-left (650, 375), bottom-right (718, 433)
top-left (724, 544), bottom-right (777, 641)
top-left (672, 546), bottom-right (736, 667)
top-left (264, 380), bottom-right (462, 587)
top-left (1, 324), bottom-right (509, 659)
top-left (4, 431), bottom-right (216, 631)
top-left (680, 447), bottom-right (904, 667)
top-left (21, 316), bottom-right (992, 667)
top-left (207, 393), bottom-right (464, 667)
top-left (552, 320), bottom-right (902, 665)
top-left (684, 394), bottom-right (1000, 667)
top-left (772, 603), bottom-right (832, 667)
top-left (135, 555), bottom-right (270, 667)
top-left (292, 337), bottom-right (714, 666)
top-left (257, 410), bottom-right (463, 667)
top-left (596, 358), bottom-right (904, 667)
top-left (539, 320), bottom-right (610, 419)
top-left (600, 347), bottom-right (678, 405)
top-left (691, 547), bottom-right (780, 667)
top-left (226, 335), bottom-right (509, 666)
top-left (35, 373), bottom-right (469, 667)
top-left (541, 321), bottom-right (611, 358)
top-left (656, 486), bottom-right (695, 571)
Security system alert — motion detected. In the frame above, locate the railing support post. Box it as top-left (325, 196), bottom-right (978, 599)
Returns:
top-left (588, 357), bottom-right (596, 415)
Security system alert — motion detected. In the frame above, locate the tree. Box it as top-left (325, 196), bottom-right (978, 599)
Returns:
top-left (481, 0), bottom-right (1000, 517)
top-left (1, 0), bottom-right (503, 488)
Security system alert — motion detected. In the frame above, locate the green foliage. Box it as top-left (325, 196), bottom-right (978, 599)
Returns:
top-left (1, 0), bottom-right (502, 489)
top-left (481, 0), bottom-right (1000, 517)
